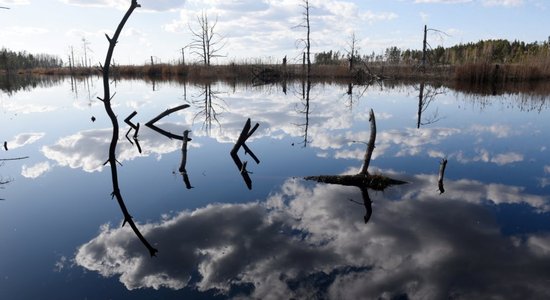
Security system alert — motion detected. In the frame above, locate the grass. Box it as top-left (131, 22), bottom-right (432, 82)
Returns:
top-left (16, 58), bottom-right (550, 85)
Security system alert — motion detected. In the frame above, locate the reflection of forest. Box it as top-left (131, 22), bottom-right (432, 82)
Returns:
top-left (0, 74), bottom-right (64, 95)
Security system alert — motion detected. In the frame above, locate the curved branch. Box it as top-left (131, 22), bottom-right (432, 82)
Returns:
top-left (100, 0), bottom-right (158, 257)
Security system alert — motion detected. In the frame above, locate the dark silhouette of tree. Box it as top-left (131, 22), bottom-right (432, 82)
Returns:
top-left (294, 0), bottom-right (312, 77)
top-left (98, 0), bottom-right (158, 257)
top-left (305, 109), bottom-right (406, 223)
top-left (188, 12), bottom-right (226, 66)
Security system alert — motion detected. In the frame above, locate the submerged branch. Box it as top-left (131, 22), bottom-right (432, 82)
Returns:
top-left (438, 158), bottom-right (448, 194)
top-left (359, 108), bottom-right (376, 175)
top-left (305, 109), bottom-right (406, 223)
top-left (145, 104), bottom-right (190, 140)
top-left (231, 118), bottom-right (260, 190)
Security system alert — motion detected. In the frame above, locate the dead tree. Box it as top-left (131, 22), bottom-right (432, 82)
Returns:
top-left (124, 111), bottom-right (142, 153)
top-left (346, 32), bottom-right (359, 72)
top-left (145, 105), bottom-right (193, 189)
top-left (438, 158), bottom-right (448, 194)
top-left (420, 24), bottom-right (449, 71)
top-left (188, 12), bottom-right (226, 66)
top-left (192, 84), bottom-right (225, 135)
top-left (293, 79), bottom-right (311, 147)
top-left (294, 0), bottom-right (312, 77)
top-left (417, 82), bottom-right (444, 128)
top-left (305, 109), bottom-right (406, 223)
top-left (231, 119), bottom-right (260, 190)
top-left (97, 0), bottom-right (158, 257)
top-left (179, 130), bottom-right (193, 189)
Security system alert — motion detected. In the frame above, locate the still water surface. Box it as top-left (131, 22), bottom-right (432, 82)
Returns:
top-left (1, 77), bottom-right (550, 299)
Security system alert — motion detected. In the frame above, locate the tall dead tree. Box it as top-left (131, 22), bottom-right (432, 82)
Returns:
top-left (420, 24), bottom-right (449, 71)
top-left (346, 32), bottom-right (359, 71)
top-left (98, 0), bottom-right (158, 257)
top-left (294, 0), bottom-right (311, 77)
top-left (189, 12), bottom-right (226, 66)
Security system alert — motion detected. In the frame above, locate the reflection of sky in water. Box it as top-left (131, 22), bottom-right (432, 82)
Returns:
top-left (1, 78), bottom-right (550, 298)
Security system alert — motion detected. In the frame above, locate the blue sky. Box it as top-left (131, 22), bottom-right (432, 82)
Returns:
top-left (0, 0), bottom-right (548, 65)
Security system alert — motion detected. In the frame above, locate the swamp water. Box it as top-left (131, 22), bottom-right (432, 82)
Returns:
top-left (1, 77), bottom-right (550, 299)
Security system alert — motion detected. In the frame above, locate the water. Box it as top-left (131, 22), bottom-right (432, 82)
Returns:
top-left (1, 76), bottom-right (550, 299)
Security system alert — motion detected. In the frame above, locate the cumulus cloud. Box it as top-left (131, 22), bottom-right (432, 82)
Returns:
top-left (0, 0), bottom-right (30, 5)
top-left (21, 161), bottom-right (51, 179)
top-left (455, 149), bottom-right (524, 166)
top-left (60, 0), bottom-right (186, 11)
top-left (75, 174), bottom-right (550, 298)
top-left (470, 124), bottom-right (514, 138)
top-left (414, 0), bottom-right (472, 3)
top-left (40, 126), bottom-right (187, 172)
top-left (7, 132), bottom-right (45, 150)
top-left (483, 0), bottom-right (524, 6)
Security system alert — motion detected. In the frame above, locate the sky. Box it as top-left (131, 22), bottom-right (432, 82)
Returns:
top-left (0, 0), bottom-right (549, 66)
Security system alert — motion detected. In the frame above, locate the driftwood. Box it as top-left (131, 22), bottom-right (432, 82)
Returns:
top-left (145, 104), bottom-right (190, 140)
top-left (231, 119), bottom-right (260, 190)
top-left (0, 156), bottom-right (29, 161)
top-left (305, 109), bottom-right (406, 223)
top-left (124, 110), bottom-right (140, 138)
top-left (98, 0), bottom-right (157, 257)
top-left (438, 158), bottom-right (448, 194)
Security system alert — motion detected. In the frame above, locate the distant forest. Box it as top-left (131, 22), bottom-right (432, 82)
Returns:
top-left (2, 38), bottom-right (550, 74)
top-left (315, 39), bottom-right (550, 66)
top-left (1, 48), bottom-right (63, 72)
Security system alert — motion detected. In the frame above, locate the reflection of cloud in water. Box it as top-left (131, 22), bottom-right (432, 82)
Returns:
top-left (75, 174), bottom-right (550, 299)
top-left (455, 149), bottom-right (524, 166)
top-left (470, 124), bottom-right (515, 138)
top-left (41, 125), bottom-right (195, 172)
top-left (21, 161), bottom-right (51, 179)
top-left (7, 132), bottom-right (45, 149)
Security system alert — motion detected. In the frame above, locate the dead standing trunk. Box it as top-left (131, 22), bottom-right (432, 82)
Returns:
top-left (305, 109), bottom-right (406, 223)
top-left (98, 0), bottom-right (158, 257)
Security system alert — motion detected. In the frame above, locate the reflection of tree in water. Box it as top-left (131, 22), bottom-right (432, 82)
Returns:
top-left (69, 75), bottom-right (97, 105)
top-left (0, 156), bottom-right (28, 200)
top-left (417, 82), bottom-right (445, 128)
top-left (97, 0), bottom-right (157, 257)
top-left (342, 82), bottom-right (370, 111)
top-left (0, 163), bottom-right (11, 200)
top-left (0, 74), bottom-right (64, 96)
top-left (145, 105), bottom-right (193, 189)
top-left (191, 83), bottom-right (226, 135)
top-left (293, 79), bottom-right (311, 147)
top-left (306, 109), bottom-right (406, 223)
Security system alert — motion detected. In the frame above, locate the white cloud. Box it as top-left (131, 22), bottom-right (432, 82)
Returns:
top-left (414, 0), bottom-right (472, 3)
top-left (75, 175), bottom-right (550, 298)
top-left (455, 149), bottom-right (523, 166)
top-left (60, 0), bottom-right (186, 11)
top-left (7, 132), bottom-right (45, 150)
top-left (0, 0), bottom-right (30, 5)
top-left (21, 161), bottom-right (51, 179)
top-left (470, 124), bottom-right (514, 138)
top-left (491, 152), bottom-right (523, 166)
top-left (483, 0), bottom-right (523, 7)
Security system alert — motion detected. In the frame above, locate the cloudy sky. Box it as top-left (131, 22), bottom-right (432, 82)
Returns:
top-left (0, 0), bottom-right (548, 65)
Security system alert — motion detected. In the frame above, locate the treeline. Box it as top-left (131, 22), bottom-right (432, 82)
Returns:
top-left (315, 39), bottom-right (550, 66)
top-left (1, 48), bottom-right (64, 72)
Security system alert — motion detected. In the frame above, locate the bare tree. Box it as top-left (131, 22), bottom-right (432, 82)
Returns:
top-left (188, 12), bottom-right (226, 66)
top-left (294, 0), bottom-right (311, 77)
top-left (346, 32), bottom-right (359, 71)
top-left (421, 25), bottom-right (449, 71)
